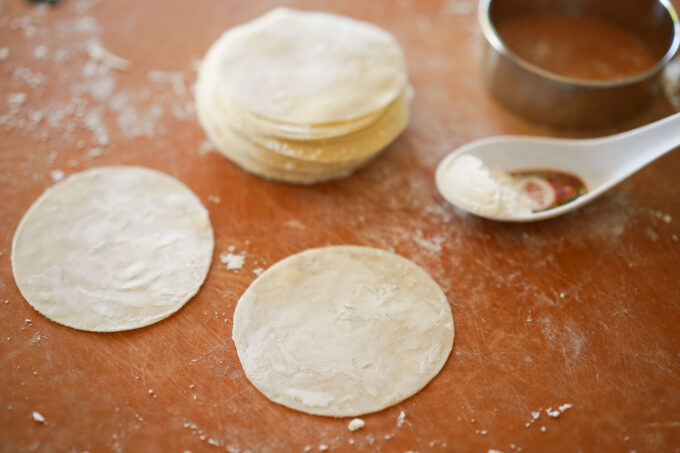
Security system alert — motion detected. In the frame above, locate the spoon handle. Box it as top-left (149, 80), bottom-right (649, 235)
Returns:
top-left (601, 112), bottom-right (680, 181)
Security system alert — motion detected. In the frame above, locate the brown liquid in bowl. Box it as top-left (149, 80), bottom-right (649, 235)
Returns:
top-left (496, 14), bottom-right (656, 81)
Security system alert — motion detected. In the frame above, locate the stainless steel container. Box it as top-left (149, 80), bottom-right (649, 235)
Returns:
top-left (479, 0), bottom-right (680, 128)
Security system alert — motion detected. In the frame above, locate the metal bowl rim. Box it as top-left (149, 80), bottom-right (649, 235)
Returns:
top-left (478, 0), bottom-right (680, 88)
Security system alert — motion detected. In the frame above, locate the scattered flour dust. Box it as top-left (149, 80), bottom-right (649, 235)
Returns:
top-left (182, 421), bottom-right (231, 450)
top-left (443, 0), bottom-right (477, 15)
top-left (220, 246), bottom-right (246, 270)
top-left (198, 139), bottom-right (215, 155)
top-left (1, 4), bottom-right (198, 174)
top-left (397, 410), bottom-right (406, 427)
top-left (148, 70), bottom-right (186, 97)
top-left (8, 92), bottom-right (27, 108)
top-left (85, 38), bottom-right (131, 71)
top-left (347, 418), bottom-right (365, 431)
top-left (649, 209), bottom-right (672, 224)
top-left (547, 403), bottom-right (573, 417)
top-left (526, 403), bottom-right (573, 427)
top-left (33, 45), bottom-right (49, 60)
top-left (50, 169), bottom-right (65, 182)
top-left (283, 219), bottom-right (306, 230)
top-left (413, 229), bottom-right (444, 253)
top-left (32, 411), bottom-right (46, 423)
top-left (86, 147), bottom-right (104, 158)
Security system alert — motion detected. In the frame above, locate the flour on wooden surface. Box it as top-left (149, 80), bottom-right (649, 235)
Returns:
top-left (283, 219), bottom-right (306, 230)
top-left (413, 229), bottom-right (444, 253)
top-left (397, 410), bottom-right (406, 427)
top-left (526, 403), bottom-right (573, 430)
top-left (198, 139), bottom-right (215, 155)
top-left (8, 92), bottom-right (27, 108)
top-left (86, 39), bottom-right (130, 71)
top-left (649, 209), bottom-right (672, 224)
top-left (33, 45), bottom-right (48, 59)
top-left (546, 403), bottom-right (572, 418)
top-left (32, 411), bottom-right (45, 423)
top-left (1, 5), bottom-right (198, 182)
top-left (182, 420), bottom-right (236, 451)
top-left (148, 70), bottom-right (186, 97)
top-left (86, 147), bottom-right (103, 158)
top-left (347, 418), bottom-right (365, 431)
top-left (220, 249), bottom-right (246, 270)
top-left (442, 0), bottom-right (477, 16)
top-left (49, 169), bottom-right (65, 182)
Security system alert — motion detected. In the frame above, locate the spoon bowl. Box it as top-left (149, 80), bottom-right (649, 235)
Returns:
top-left (435, 112), bottom-right (680, 222)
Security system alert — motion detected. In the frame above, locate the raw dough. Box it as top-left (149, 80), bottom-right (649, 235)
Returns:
top-left (232, 246), bottom-right (454, 417)
top-left (11, 166), bottom-right (214, 332)
top-left (195, 8), bottom-right (412, 184)
top-left (197, 56), bottom-right (412, 163)
top-left (211, 8), bottom-right (407, 125)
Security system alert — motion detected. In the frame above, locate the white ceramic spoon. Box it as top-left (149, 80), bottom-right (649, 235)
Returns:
top-left (435, 112), bottom-right (680, 222)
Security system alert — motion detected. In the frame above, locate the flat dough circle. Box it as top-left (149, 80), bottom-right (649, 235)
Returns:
top-left (11, 166), bottom-right (214, 332)
top-left (232, 246), bottom-right (454, 417)
top-left (197, 34), bottom-right (388, 141)
top-left (211, 8), bottom-right (408, 125)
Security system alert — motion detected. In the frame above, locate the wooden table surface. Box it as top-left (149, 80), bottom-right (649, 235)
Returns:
top-left (1, 1), bottom-right (679, 452)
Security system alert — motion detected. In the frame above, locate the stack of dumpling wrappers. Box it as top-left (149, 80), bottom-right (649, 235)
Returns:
top-left (195, 8), bottom-right (412, 184)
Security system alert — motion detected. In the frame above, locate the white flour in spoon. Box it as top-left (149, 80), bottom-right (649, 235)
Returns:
top-left (438, 155), bottom-right (535, 218)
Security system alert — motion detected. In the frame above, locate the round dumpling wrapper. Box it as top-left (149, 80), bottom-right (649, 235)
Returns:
top-left (210, 8), bottom-right (408, 125)
top-left (232, 246), bottom-right (454, 417)
top-left (11, 166), bottom-right (214, 332)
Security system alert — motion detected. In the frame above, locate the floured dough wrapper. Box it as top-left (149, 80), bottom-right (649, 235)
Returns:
top-left (195, 8), bottom-right (411, 184)
top-left (212, 7), bottom-right (407, 125)
top-left (232, 246), bottom-right (455, 416)
top-left (11, 167), bottom-right (214, 332)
